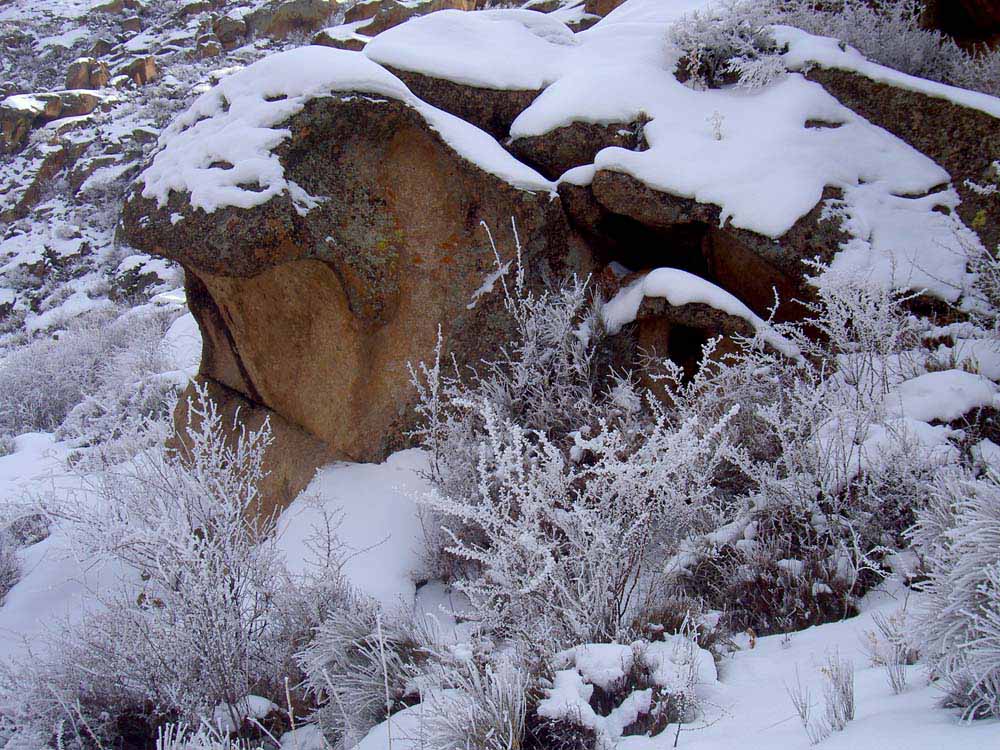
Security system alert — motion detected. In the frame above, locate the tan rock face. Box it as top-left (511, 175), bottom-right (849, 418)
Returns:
top-left (66, 58), bottom-right (111, 90)
top-left (122, 94), bottom-right (594, 463)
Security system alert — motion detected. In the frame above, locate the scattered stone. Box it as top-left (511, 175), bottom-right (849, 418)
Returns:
top-left (122, 16), bottom-right (143, 33)
top-left (93, 0), bottom-right (144, 14)
top-left (178, 0), bottom-right (213, 17)
top-left (246, 0), bottom-right (337, 39)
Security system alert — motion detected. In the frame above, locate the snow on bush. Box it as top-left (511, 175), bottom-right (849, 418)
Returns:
top-left (652, 265), bottom-right (954, 634)
top-left (0, 306), bottom-right (176, 441)
top-left (909, 469), bottom-right (1000, 720)
top-left (412, 261), bottom-right (736, 656)
top-left (296, 596), bottom-right (427, 747)
top-left (668, 0), bottom-right (786, 89)
top-left (424, 656), bottom-right (529, 750)
top-left (1, 385), bottom-right (347, 746)
top-left (778, 0), bottom-right (1000, 97)
top-left (534, 637), bottom-right (716, 748)
top-left (669, 0), bottom-right (1000, 96)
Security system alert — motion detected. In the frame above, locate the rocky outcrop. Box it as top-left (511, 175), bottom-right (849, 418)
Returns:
top-left (560, 172), bottom-right (847, 322)
top-left (1, 91), bottom-right (105, 154)
top-left (122, 93), bottom-right (593, 465)
top-left (806, 66), bottom-right (1000, 251)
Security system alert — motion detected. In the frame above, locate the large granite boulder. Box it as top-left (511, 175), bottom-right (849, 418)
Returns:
top-left (122, 51), bottom-right (592, 473)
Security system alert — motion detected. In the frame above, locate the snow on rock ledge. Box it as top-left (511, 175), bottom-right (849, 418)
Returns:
top-left (603, 268), bottom-right (800, 358)
top-left (139, 45), bottom-right (552, 214)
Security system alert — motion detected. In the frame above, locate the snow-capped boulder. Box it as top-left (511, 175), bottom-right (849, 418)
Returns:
top-left (122, 46), bottom-right (592, 468)
top-left (804, 67), bottom-right (1000, 252)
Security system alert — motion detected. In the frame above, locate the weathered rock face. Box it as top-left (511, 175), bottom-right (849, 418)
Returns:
top-left (807, 66), bottom-right (1000, 251)
top-left (509, 119), bottom-right (648, 181)
top-left (122, 94), bottom-right (594, 464)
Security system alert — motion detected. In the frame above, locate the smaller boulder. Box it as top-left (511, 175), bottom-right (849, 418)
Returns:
top-left (89, 38), bottom-right (115, 57)
top-left (118, 56), bottom-right (158, 86)
top-left (93, 0), bottom-right (143, 13)
top-left (66, 58), bottom-right (111, 90)
top-left (213, 15), bottom-right (248, 48)
top-left (122, 15), bottom-right (143, 32)
top-left (195, 38), bottom-right (223, 59)
top-left (312, 24), bottom-right (369, 51)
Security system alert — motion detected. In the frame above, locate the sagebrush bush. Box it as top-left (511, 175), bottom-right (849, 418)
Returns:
top-left (1, 386), bottom-right (347, 746)
top-left (0, 307), bottom-right (176, 439)
top-left (412, 266), bottom-right (736, 658)
top-left (669, 0), bottom-right (1000, 96)
top-left (909, 470), bottom-right (1000, 720)
top-left (652, 268), bottom-right (939, 633)
top-left (296, 597), bottom-right (427, 747)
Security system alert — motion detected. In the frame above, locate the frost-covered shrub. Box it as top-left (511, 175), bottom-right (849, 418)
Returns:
top-left (669, 1), bottom-right (1000, 97)
top-left (0, 533), bottom-right (19, 605)
top-left (412, 268), bottom-right (735, 655)
top-left (669, 0), bottom-right (786, 89)
top-left (777, 0), bottom-right (1000, 96)
top-left (424, 656), bottom-right (529, 750)
top-left (909, 470), bottom-right (1000, 719)
top-left (533, 637), bottom-right (715, 748)
top-left (663, 267), bottom-right (940, 634)
top-left (296, 598), bottom-right (427, 747)
top-left (0, 307), bottom-right (175, 439)
top-left (2, 386), bottom-right (346, 746)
